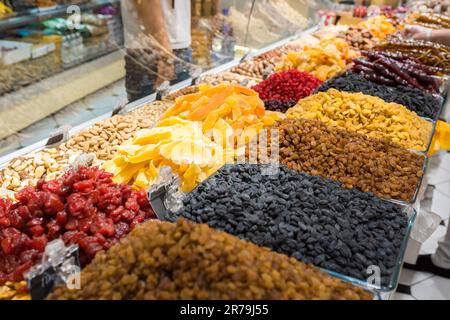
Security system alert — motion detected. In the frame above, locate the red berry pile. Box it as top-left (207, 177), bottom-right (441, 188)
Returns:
top-left (0, 167), bottom-right (155, 283)
top-left (252, 69), bottom-right (322, 102)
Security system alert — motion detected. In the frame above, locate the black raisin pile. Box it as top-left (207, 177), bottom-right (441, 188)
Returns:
top-left (263, 100), bottom-right (297, 113)
top-left (172, 164), bottom-right (409, 287)
top-left (317, 72), bottom-right (442, 119)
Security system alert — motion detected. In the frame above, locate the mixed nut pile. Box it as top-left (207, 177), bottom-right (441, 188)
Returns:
top-left (339, 26), bottom-right (375, 51)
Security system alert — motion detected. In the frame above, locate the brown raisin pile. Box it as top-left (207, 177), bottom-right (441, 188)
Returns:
top-left (48, 219), bottom-right (372, 300)
top-left (264, 118), bottom-right (425, 202)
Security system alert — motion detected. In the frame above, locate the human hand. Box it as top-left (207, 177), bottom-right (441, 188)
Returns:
top-left (402, 25), bottom-right (433, 41)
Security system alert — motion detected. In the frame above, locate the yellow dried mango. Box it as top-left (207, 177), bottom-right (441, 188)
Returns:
top-left (358, 15), bottom-right (396, 39)
top-left (161, 84), bottom-right (284, 146)
top-left (103, 119), bottom-right (235, 192)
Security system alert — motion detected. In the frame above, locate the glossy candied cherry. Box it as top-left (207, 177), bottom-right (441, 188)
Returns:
top-left (43, 193), bottom-right (65, 215)
top-left (0, 166), bottom-right (155, 283)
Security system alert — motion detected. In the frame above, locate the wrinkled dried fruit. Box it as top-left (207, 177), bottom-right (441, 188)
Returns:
top-left (287, 89), bottom-right (433, 151)
top-left (173, 164), bottom-right (409, 286)
top-left (0, 167), bottom-right (155, 284)
top-left (48, 219), bottom-right (372, 300)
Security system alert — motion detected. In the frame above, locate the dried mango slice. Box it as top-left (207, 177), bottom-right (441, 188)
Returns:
top-left (127, 144), bottom-right (160, 163)
top-left (187, 88), bottom-right (234, 121)
top-left (161, 84), bottom-right (283, 146)
top-left (212, 118), bottom-right (234, 148)
top-left (133, 127), bottom-right (172, 145)
top-left (112, 162), bottom-right (146, 185)
top-left (104, 117), bottom-right (235, 192)
top-left (156, 117), bottom-right (192, 127)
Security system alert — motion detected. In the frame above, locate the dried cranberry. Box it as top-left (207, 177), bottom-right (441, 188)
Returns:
top-left (67, 194), bottom-right (86, 216)
top-left (65, 217), bottom-right (78, 231)
top-left (43, 193), bottom-right (65, 215)
top-left (30, 225), bottom-right (45, 237)
top-left (252, 69), bottom-right (322, 103)
top-left (42, 180), bottom-right (63, 195)
top-left (114, 222), bottom-right (130, 238)
top-left (73, 180), bottom-right (94, 192)
top-left (55, 211), bottom-right (67, 225)
top-left (125, 197), bottom-right (139, 212)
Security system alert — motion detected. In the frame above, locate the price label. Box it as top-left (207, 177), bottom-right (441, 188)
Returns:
top-left (148, 186), bottom-right (170, 221)
top-left (25, 240), bottom-right (80, 300)
top-left (45, 125), bottom-right (71, 147)
top-left (156, 81), bottom-right (171, 101)
top-left (112, 102), bottom-right (127, 116)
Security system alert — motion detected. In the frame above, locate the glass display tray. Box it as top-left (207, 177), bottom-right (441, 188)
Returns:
top-left (320, 204), bottom-right (417, 293)
top-left (168, 164), bottom-right (418, 295)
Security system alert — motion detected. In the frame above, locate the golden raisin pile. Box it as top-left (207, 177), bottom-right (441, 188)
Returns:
top-left (286, 89), bottom-right (433, 151)
top-left (48, 219), bottom-right (371, 300)
top-left (270, 118), bottom-right (425, 202)
top-left (0, 282), bottom-right (30, 300)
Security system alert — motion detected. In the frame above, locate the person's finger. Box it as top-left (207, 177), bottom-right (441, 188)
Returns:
top-left (403, 26), bottom-right (418, 37)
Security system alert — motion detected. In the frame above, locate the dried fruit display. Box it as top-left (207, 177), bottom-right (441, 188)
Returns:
top-left (103, 118), bottom-right (235, 192)
top-left (231, 59), bottom-right (274, 79)
top-left (60, 101), bottom-right (170, 161)
top-left (161, 84), bottom-right (283, 146)
top-left (0, 148), bottom-right (80, 192)
top-left (0, 282), bottom-right (29, 300)
top-left (275, 42), bottom-right (348, 82)
top-left (358, 15), bottom-right (396, 39)
top-left (406, 12), bottom-right (450, 29)
top-left (127, 101), bottom-right (171, 119)
top-left (251, 70), bottom-right (322, 102)
top-left (263, 100), bottom-right (297, 113)
top-left (163, 86), bottom-right (199, 101)
top-left (320, 37), bottom-right (360, 62)
top-left (173, 164), bottom-right (409, 286)
top-left (199, 72), bottom-right (260, 87)
top-left (270, 118), bottom-right (425, 202)
top-left (338, 26), bottom-right (375, 51)
top-left (287, 89), bottom-right (433, 151)
top-left (230, 44), bottom-right (302, 79)
top-left (352, 51), bottom-right (441, 93)
top-left (318, 72), bottom-right (442, 119)
top-left (0, 167), bottom-right (155, 283)
top-left (48, 219), bottom-right (372, 300)
top-left (374, 38), bottom-right (450, 73)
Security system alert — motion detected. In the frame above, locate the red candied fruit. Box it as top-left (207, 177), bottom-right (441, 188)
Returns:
top-left (252, 69), bottom-right (322, 103)
top-left (0, 166), bottom-right (156, 284)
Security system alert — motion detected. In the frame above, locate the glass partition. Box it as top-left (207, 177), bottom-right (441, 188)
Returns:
top-left (0, 0), bottom-right (332, 159)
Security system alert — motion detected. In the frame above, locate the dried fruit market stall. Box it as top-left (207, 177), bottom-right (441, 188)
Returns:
top-left (1, 0), bottom-right (450, 302)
